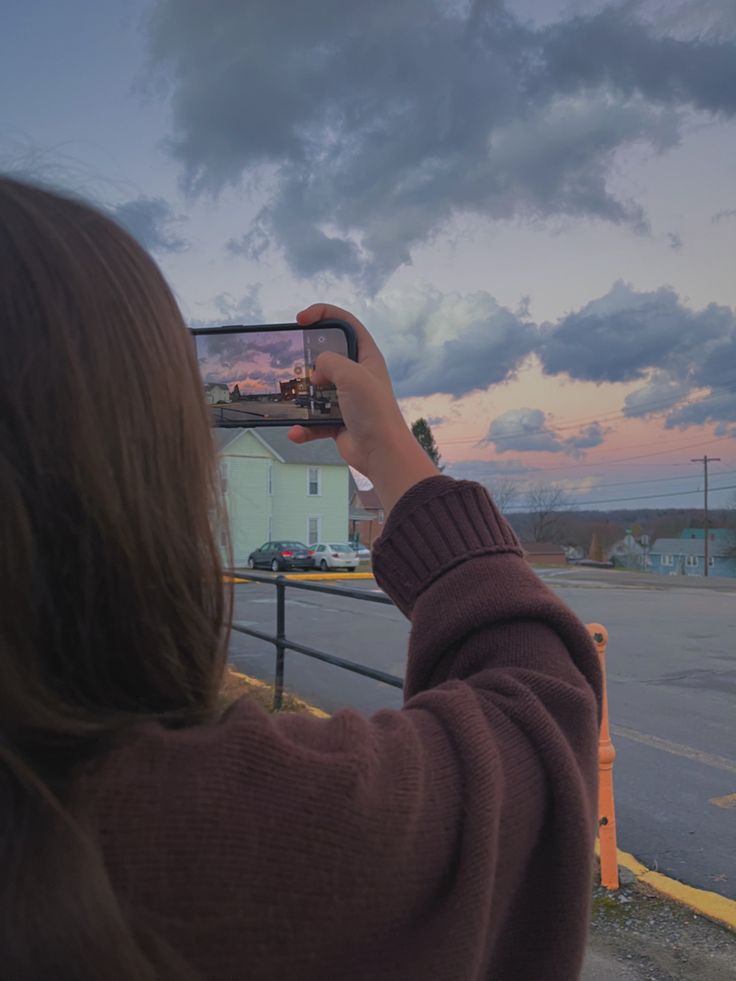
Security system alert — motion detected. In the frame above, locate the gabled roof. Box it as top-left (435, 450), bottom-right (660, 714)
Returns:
top-left (354, 487), bottom-right (383, 510)
top-left (650, 537), bottom-right (730, 557)
top-left (213, 427), bottom-right (344, 465)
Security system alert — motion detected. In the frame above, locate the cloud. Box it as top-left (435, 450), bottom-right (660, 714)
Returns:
top-left (427, 416), bottom-right (447, 427)
top-left (349, 286), bottom-right (537, 398)
top-left (188, 285), bottom-right (265, 328)
top-left (444, 458), bottom-right (536, 483)
top-left (483, 407), bottom-right (608, 456)
top-left (667, 232), bottom-right (683, 251)
top-left (539, 280), bottom-right (731, 383)
top-left (147, 0), bottom-right (736, 289)
top-left (541, 279), bottom-right (736, 430)
top-left (712, 208), bottom-right (736, 223)
top-left (109, 196), bottom-right (188, 254)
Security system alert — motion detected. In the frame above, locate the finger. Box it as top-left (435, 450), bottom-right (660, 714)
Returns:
top-left (296, 303), bottom-right (383, 365)
top-left (288, 424), bottom-right (342, 445)
top-left (311, 350), bottom-right (364, 389)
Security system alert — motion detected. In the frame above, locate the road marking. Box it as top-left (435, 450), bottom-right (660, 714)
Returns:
top-left (611, 724), bottom-right (736, 775)
top-left (710, 793), bottom-right (736, 809)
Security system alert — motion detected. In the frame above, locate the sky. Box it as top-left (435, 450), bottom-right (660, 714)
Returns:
top-left (3, 0), bottom-right (736, 512)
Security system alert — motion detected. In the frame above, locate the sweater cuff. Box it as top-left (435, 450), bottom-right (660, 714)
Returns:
top-left (372, 476), bottom-right (523, 616)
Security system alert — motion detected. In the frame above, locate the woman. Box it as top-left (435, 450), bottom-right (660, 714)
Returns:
top-left (0, 177), bottom-right (601, 981)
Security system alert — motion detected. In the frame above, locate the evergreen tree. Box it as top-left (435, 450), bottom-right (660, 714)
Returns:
top-left (589, 532), bottom-right (604, 563)
top-left (411, 418), bottom-right (444, 470)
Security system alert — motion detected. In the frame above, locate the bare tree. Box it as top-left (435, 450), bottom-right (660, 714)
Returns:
top-left (488, 477), bottom-right (519, 514)
top-left (525, 482), bottom-right (573, 543)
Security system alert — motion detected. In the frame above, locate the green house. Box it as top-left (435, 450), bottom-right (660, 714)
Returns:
top-left (214, 428), bottom-right (350, 566)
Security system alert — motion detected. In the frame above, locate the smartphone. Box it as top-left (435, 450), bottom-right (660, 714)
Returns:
top-left (191, 320), bottom-right (357, 427)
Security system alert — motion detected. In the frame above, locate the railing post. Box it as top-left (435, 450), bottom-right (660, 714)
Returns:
top-left (274, 576), bottom-right (286, 711)
top-left (587, 623), bottom-right (619, 890)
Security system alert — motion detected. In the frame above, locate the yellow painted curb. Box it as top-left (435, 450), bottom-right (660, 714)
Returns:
top-left (224, 576), bottom-right (248, 583)
top-left (283, 572), bottom-right (375, 581)
top-left (228, 670), bottom-right (330, 719)
top-left (595, 840), bottom-right (736, 930)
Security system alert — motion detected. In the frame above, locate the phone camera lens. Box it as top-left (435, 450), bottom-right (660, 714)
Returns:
top-left (318, 335), bottom-right (325, 343)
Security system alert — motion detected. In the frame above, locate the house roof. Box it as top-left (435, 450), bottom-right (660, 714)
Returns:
top-left (521, 542), bottom-right (565, 555)
top-left (213, 427), bottom-right (344, 465)
top-left (354, 487), bottom-right (383, 511)
top-left (650, 537), bottom-right (729, 557)
top-left (679, 527), bottom-right (732, 541)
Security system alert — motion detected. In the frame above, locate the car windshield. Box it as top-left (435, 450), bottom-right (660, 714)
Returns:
top-left (281, 542), bottom-right (307, 549)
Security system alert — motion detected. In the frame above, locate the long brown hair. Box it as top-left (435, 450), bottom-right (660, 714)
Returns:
top-left (0, 177), bottom-right (230, 979)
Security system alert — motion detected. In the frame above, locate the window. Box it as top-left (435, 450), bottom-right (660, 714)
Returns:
top-left (220, 461), bottom-right (229, 494)
top-left (308, 467), bottom-right (320, 496)
top-left (308, 516), bottom-right (321, 544)
top-left (378, 509), bottom-right (385, 523)
top-left (708, 556), bottom-right (715, 567)
top-left (268, 463), bottom-right (273, 496)
top-left (661, 554), bottom-right (673, 566)
top-left (686, 555), bottom-right (699, 567)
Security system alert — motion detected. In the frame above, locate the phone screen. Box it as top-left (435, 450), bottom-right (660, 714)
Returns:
top-left (193, 324), bottom-right (350, 426)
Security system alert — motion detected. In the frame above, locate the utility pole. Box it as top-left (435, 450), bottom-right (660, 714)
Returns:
top-left (691, 456), bottom-right (721, 576)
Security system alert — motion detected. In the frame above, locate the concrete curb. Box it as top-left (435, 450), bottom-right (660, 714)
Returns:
top-left (595, 841), bottom-right (736, 931)
top-left (228, 670), bottom-right (330, 719)
top-left (226, 572), bottom-right (376, 583)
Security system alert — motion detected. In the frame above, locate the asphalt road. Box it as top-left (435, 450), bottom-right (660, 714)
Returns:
top-left (228, 568), bottom-right (736, 900)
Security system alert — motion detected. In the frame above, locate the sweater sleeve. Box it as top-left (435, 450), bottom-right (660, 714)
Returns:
top-left (91, 477), bottom-right (602, 981)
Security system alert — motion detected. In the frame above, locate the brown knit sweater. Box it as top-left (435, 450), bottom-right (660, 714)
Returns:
top-left (83, 476), bottom-right (602, 980)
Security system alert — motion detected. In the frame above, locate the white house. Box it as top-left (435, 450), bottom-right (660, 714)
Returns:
top-left (214, 427), bottom-right (350, 566)
top-left (204, 382), bottom-right (231, 404)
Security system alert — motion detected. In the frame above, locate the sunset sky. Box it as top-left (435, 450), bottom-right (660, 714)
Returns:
top-left (3, 0), bottom-right (736, 509)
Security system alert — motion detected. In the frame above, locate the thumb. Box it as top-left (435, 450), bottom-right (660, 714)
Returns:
top-left (311, 350), bottom-right (362, 389)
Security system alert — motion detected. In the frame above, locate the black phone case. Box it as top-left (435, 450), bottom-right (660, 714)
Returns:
top-left (191, 319), bottom-right (358, 427)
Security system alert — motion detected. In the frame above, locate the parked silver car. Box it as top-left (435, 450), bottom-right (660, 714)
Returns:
top-left (311, 543), bottom-right (359, 571)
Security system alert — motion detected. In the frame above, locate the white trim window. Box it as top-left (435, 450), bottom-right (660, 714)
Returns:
top-left (661, 554), bottom-right (673, 567)
top-left (686, 555), bottom-right (699, 567)
top-left (308, 467), bottom-right (321, 496)
top-left (307, 515), bottom-right (321, 545)
top-left (708, 556), bottom-right (715, 568)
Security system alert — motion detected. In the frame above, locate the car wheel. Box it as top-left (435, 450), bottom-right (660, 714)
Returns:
top-left (247, 558), bottom-right (255, 569)
top-left (320, 559), bottom-right (329, 571)
top-left (271, 559), bottom-right (281, 573)
top-left (345, 567), bottom-right (356, 572)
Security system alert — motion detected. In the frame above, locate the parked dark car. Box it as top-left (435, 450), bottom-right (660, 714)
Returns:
top-left (247, 541), bottom-right (315, 572)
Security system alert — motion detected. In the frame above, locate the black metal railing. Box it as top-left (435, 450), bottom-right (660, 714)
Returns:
top-left (229, 572), bottom-right (404, 710)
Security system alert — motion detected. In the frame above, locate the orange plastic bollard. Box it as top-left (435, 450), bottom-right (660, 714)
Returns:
top-left (587, 623), bottom-right (619, 890)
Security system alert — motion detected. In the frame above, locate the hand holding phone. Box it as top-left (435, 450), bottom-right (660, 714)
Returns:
top-left (192, 319), bottom-right (357, 428)
top-left (288, 304), bottom-right (439, 516)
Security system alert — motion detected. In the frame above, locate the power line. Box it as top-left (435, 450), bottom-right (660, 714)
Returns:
top-left (437, 382), bottom-right (736, 447)
top-left (502, 481), bottom-right (736, 512)
top-left (482, 468), bottom-right (736, 497)
top-left (453, 433), bottom-right (736, 478)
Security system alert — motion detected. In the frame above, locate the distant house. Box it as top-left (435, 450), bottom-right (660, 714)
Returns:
top-left (522, 542), bottom-right (567, 567)
top-left (608, 531), bottom-right (647, 570)
top-left (648, 531), bottom-right (736, 578)
top-left (349, 476), bottom-right (385, 546)
top-left (215, 428), bottom-right (350, 566)
top-left (204, 382), bottom-right (231, 405)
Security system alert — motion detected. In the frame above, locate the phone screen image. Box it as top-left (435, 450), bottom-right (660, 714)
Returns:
top-left (193, 323), bottom-right (354, 427)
